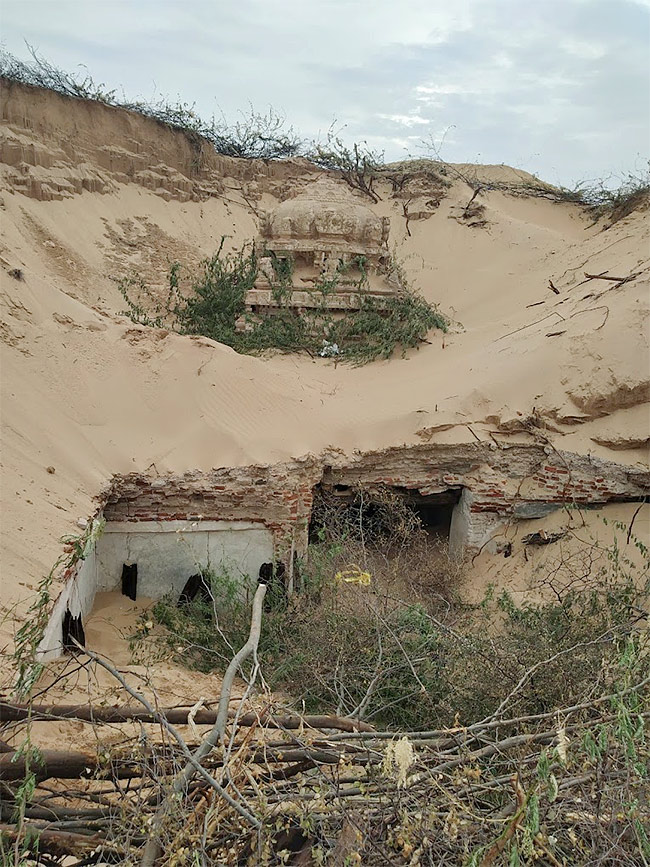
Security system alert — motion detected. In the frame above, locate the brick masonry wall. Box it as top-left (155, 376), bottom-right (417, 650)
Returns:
top-left (102, 461), bottom-right (321, 558)
top-left (96, 442), bottom-right (649, 560)
top-left (321, 442), bottom-right (648, 516)
top-left (36, 442), bottom-right (647, 659)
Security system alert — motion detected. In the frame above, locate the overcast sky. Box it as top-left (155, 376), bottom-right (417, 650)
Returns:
top-left (2, 0), bottom-right (649, 185)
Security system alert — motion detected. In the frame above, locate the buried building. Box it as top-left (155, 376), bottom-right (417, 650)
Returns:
top-left (239, 176), bottom-right (397, 326)
top-left (37, 442), bottom-right (649, 660)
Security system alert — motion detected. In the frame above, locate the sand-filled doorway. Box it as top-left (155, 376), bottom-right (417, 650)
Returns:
top-left (96, 520), bottom-right (274, 600)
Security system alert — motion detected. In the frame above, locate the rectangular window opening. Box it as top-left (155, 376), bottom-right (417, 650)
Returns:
top-left (62, 609), bottom-right (85, 654)
top-left (121, 563), bottom-right (138, 601)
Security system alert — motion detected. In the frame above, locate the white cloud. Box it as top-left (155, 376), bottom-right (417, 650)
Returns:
top-left (561, 38), bottom-right (608, 59)
top-left (378, 113), bottom-right (431, 127)
top-left (416, 84), bottom-right (479, 96)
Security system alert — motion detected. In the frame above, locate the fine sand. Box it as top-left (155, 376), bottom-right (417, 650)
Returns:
top-left (1, 83), bottom-right (648, 704)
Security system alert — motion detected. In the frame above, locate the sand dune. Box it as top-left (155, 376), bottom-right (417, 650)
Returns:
top-left (1, 80), bottom-right (648, 646)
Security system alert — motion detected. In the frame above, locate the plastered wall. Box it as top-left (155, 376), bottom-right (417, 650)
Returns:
top-left (36, 519), bottom-right (273, 660)
top-left (95, 520), bottom-right (274, 599)
top-left (37, 544), bottom-right (97, 661)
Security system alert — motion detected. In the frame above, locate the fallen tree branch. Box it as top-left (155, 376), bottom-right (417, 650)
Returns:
top-left (626, 499), bottom-right (646, 545)
top-left (0, 823), bottom-right (124, 858)
top-left (0, 749), bottom-right (144, 782)
top-left (0, 702), bottom-right (372, 731)
top-left (74, 642), bottom-right (263, 842)
top-left (0, 738), bottom-right (379, 783)
top-left (583, 271), bottom-right (640, 283)
top-left (319, 673), bottom-right (650, 742)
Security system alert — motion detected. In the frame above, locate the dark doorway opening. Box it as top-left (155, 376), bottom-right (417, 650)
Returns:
top-left (399, 488), bottom-right (461, 541)
top-left (309, 483), bottom-right (461, 546)
top-left (62, 609), bottom-right (85, 653)
top-left (177, 573), bottom-right (212, 607)
top-left (259, 562), bottom-right (288, 611)
top-left (121, 563), bottom-right (138, 601)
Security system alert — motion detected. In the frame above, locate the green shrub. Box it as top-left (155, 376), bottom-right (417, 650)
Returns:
top-left (134, 491), bottom-right (648, 731)
top-left (148, 567), bottom-right (251, 672)
top-left (172, 242), bottom-right (257, 345)
top-left (331, 290), bottom-right (446, 364)
top-left (117, 241), bottom-right (447, 364)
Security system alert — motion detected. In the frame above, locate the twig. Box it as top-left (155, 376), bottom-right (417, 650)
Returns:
top-left (583, 271), bottom-right (640, 283)
top-left (319, 674), bottom-right (650, 742)
top-left (72, 644), bottom-right (262, 850)
top-left (569, 305), bottom-right (609, 330)
top-left (479, 774), bottom-right (526, 866)
top-left (627, 499), bottom-right (646, 545)
top-left (463, 187), bottom-right (482, 215)
top-left (495, 311), bottom-right (565, 342)
top-left (574, 269), bottom-right (609, 287)
top-left (478, 628), bottom-right (619, 724)
top-left (349, 632), bottom-right (383, 720)
top-left (402, 200), bottom-right (412, 237)
top-left (139, 583), bottom-right (266, 865)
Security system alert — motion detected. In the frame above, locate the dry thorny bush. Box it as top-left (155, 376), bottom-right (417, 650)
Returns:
top-left (1, 492), bottom-right (648, 865)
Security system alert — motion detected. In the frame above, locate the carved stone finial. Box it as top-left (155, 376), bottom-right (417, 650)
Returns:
top-left (259, 177), bottom-right (390, 254)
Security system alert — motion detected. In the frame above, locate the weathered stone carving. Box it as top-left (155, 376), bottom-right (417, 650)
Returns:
top-left (241, 177), bottom-right (398, 319)
top-left (259, 177), bottom-right (389, 258)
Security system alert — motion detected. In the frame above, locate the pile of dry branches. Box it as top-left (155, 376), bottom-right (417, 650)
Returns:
top-left (1, 686), bottom-right (647, 865)
top-left (1, 578), bottom-right (647, 866)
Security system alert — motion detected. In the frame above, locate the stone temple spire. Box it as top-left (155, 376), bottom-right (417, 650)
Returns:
top-left (239, 176), bottom-right (397, 324)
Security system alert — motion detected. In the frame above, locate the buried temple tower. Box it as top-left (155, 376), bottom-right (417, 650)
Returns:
top-left (240, 177), bottom-right (398, 322)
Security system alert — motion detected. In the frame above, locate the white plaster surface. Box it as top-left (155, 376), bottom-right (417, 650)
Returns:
top-left (95, 520), bottom-right (274, 599)
top-left (449, 490), bottom-right (505, 558)
top-left (38, 543), bottom-right (97, 661)
top-left (37, 520), bottom-right (274, 660)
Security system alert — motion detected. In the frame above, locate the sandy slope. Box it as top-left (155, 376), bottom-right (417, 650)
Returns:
top-left (1, 83), bottom-right (648, 662)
